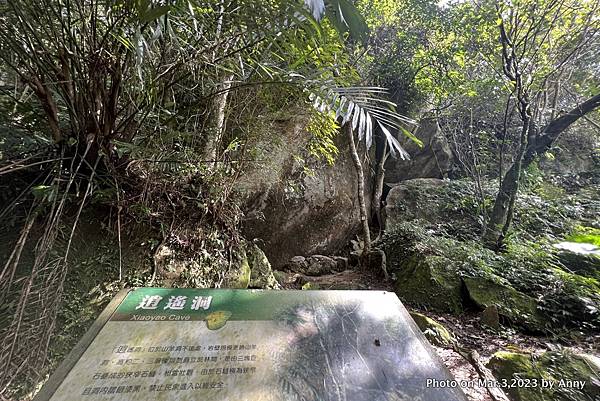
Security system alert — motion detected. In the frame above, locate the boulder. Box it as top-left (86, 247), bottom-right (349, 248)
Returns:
top-left (409, 312), bottom-right (456, 347)
top-left (463, 277), bottom-right (545, 332)
top-left (152, 241), bottom-right (280, 289)
top-left (384, 117), bottom-right (453, 182)
top-left (223, 249), bottom-right (251, 289)
top-left (394, 255), bottom-right (464, 314)
top-left (305, 255), bottom-right (341, 275)
top-left (480, 305), bottom-right (500, 330)
top-left (488, 350), bottom-right (600, 401)
top-left (285, 254), bottom-right (342, 276)
top-left (238, 117), bottom-right (365, 268)
top-left (539, 128), bottom-right (600, 175)
top-left (384, 178), bottom-right (448, 227)
top-left (153, 243), bottom-right (188, 280)
top-left (383, 178), bottom-right (481, 240)
top-left (554, 241), bottom-right (600, 280)
top-left (247, 243), bottom-right (280, 289)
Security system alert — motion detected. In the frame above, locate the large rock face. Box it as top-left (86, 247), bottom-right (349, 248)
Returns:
top-left (384, 178), bottom-right (448, 227)
top-left (539, 129), bottom-right (600, 175)
top-left (384, 117), bottom-right (453, 182)
top-left (238, 117), bottom-right (364, 268)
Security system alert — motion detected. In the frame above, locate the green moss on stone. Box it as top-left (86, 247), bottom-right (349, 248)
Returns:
top-left (566, 226), bottom-right (600, 247)
top-left (463, 277), bottom-right (545, 332)
top-left (225, 250), bottom-right (251, 289)
top-left (395, 255), bottom-right (464, 314)
top-left (488, 350), bottom-right (600, 401)
top-left (247, 243), bottom-right (280, 289)
top-left (409, 312), bottom-right (455, 347)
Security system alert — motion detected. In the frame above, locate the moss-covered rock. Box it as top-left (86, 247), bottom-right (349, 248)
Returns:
top-left (539, 268), bottom-right (600, 331)
top-left (559, 251), bottom-right (600, 279)
top-left (488, 350), bottom-right (600, 401)
top-left (223, 243), bottom-right (280, 289)
top-left (464, 277), bottom-right (545, 332)
top-left (247, 243), bottom-right (280, 289)
top-left (384, 179), bottom-right (482, 240)
top-left (384, 219), bottom-right (600, 333)
top-left (409, 312), bottom-right (456, 347)
top-left (555, 245), bottom-right (600, 281)
top-left (224, 250), bottom-right (251, 288)
top-left (395, 255), bottom-right (464, 313)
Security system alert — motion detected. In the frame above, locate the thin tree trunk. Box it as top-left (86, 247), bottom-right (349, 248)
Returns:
top-left (372, 135), bottom-right (388, 242)
top-left (204, 0), bottom-right (233, 167)
top-left (345, 122), bottom-right (371, 256)
top-left (484, 117), bottom-right (530, 249)
top-left (204, 74), bottom-right (233, 167)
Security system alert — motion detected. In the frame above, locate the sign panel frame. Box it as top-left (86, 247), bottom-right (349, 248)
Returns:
top-left (34, 288), bottom-right (467, 401)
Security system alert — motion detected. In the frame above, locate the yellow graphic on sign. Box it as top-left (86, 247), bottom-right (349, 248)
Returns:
top-left (205, 311), bottom-right (232, 330)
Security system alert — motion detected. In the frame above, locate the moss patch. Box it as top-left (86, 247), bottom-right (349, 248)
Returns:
top-left (463, 277), bottom-right (545, 332)
top-left (488, 350), bottom-right (600, 401)
top-left (247, 243), bottom-right (280, 289)
top-left (566, 226), bottom-right (600, 247)
top-left (409, 312), bottom-right (456, 347)
top-left (394, 255), bottom-right (464, 314)
top-left (225, 249), bottom-right (251, 289)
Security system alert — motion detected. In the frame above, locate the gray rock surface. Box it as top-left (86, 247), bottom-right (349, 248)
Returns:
top-left (238, 116), bottom-right (365, 268)
top-left (385, 117), bottom-right (453, 182)
top-left (384, 178), bottom-right (447, 228)
top-left (285, 254), bottom-right (343, 276)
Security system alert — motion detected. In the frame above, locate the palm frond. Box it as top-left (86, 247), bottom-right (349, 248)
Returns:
top-left (304, 0), bottom-right (325, 20)
top-left (302, 0), bottom-right (368, 42)
top-left (310, 87), bottom-right (418, 159)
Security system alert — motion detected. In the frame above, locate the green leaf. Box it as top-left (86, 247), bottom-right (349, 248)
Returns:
top-left (324, 0), bottom-right (369, 43)
top-left (400, 126), bottom-right (423, 148)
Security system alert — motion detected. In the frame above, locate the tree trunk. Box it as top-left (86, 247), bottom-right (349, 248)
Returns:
top-left (204, 75), bottom-right (233, 167)
top-left (371, 132), bottom-right (389, 241)
top-left (485, 93), bottom-right (600, 248)
top-left (524, 93), bottom-right (600, 166)
top-left (483, 154), bottom-right (523, 249)
top-left (345, 122), bottom-right (371, 256)
top-left (484, 105), bottom-right (531, 249)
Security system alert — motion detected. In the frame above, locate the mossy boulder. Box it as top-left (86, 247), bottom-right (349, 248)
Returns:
top-left (224, 249), bottom-right (251, 288)
top-left (247, 243), bottom-right (280, 289)
top-left (488, 350), bottom-right (600, 401)
top-left (409, 312), bottom-right (456, 347)
top-left (395, 255), bottom-right (464, 314)
top-left (538, 268), bottom-right (600, 331)
top-left (555, 242), bottom-right (600, 281)
top-left (463, 277), bottom-right (546, 332)
top-left (225, 243), bottom-right (280, 289)
top-left (384, 220), bottom-right (600, 332)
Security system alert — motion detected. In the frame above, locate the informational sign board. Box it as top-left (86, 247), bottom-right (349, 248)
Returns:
top-left (34, 288), bottom-right (467, 401)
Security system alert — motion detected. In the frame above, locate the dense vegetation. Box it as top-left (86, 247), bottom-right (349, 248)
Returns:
top-left (0, 0), bottom-right (599, 400)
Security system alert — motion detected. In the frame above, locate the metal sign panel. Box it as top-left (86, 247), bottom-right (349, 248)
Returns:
top-left (35, 288), bottom-right (467, 401)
